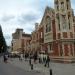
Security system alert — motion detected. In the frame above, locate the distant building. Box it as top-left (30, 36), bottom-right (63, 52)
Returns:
top-left (30, 23), bottom-right (44, 54)
top-left (11, 29), bottom-right (31, 53)
top-left (22, 33), bottom-right (31, 54)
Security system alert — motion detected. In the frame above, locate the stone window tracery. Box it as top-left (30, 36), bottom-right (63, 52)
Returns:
top-left (45, 16), bottom-right (51, 33)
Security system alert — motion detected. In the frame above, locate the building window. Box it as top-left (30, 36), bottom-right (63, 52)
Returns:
top-left (55, 0), bottom-right (58, 5)
top-left (68, 14), bottom-right (71, 29)
top-left (41, 32), bottom-right (43, 38)
top-left (57, 5), bottom-right (59, 11)
top-left (66, 0), bottom-right (69, 10)
top-left (12, 43), bottom-right (13, 46)
top-left (62, 15), bottom-right (67, 30)
top-left (55, 0), bottom-right (59, 11)
top-left (56, 14), bottom-right (60, 30)
top-left (69, 22), bottom-right (71, 29)
top-left (48, 44), bottom-right (52, 52)
top-left (46, 16), bottom-right (51, 33)
top-left (67, 3), bottom-right (69, 10)
top-left (60, 45), bottom-right (63, 56)
top-left (66, 0), bottom-right (69, 2)
top-left (46, 25), bottom-right (48, 32)
top-left (50, 44), bottom-right (52, 51)
top-left (59, 24), bottom-right (60, 30)
top-left (61, 2), bottom-right (64, 11)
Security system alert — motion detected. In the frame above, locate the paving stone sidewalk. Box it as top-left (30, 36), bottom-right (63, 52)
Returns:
top-left (8, 58), bottom-right (48, 75)
top-left (8, 58), bottom-right (75, 75)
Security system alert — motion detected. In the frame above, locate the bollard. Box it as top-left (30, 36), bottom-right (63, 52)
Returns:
top-left (31, 64), bottom-right (33, 70)
top-left (50, 69), bottom-right (52, 75)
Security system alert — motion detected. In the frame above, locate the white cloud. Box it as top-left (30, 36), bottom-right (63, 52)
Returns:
top-left (0, 0), bottom-right (75, 46)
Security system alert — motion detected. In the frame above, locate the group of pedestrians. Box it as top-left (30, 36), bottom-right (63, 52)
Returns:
top-left (38, 53), bottom-right (50, 67)
top-left (17, 52), bottom-right (50, 68)
top-left (24, 52), bottom-right (29, 61)
top-left (24, 52), bottom-right (50, 68)
top-left (19, 53), bottom-right (23, 61)
top-left (44, 55), bottom-right (50, 67)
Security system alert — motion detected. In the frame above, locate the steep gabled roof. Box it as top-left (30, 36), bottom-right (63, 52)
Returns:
top-left (40, 6), bottom-right (55, 25)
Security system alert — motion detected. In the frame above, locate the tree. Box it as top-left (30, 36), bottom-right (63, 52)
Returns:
top-left (0, 25), bottom-right (7, 53)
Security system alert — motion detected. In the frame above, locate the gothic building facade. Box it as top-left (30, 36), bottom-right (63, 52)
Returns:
top-left (42, 0), bottom-right (75, 61)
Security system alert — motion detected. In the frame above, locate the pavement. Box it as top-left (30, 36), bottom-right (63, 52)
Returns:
top-left (8, 58), bottom-right (75, 75)
top-left (0, 57), bottom-right (44, 75)
top-left (8, 58), bottom-right (48, 75)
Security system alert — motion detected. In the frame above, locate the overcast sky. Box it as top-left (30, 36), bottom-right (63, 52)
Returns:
top-left (0, 0), bottom-right (75, 46)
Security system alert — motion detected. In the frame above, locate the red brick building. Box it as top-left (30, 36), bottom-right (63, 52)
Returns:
top-left (30, 0), bottom-right (75, 62)
top-left (54, 0), bottom-right (75, 57)
top-left (30, 23), bottom-right (44, 54)
top-left (41, 0), bottom-right (75, 62)
top-left (21, 33), bottom-right (31, 54)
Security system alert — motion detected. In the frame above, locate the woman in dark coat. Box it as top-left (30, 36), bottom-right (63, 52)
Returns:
top-left (44, 55), bottom-right (50, 67)
top-left (33, 51), bottom-right (38, 63)
top-left (3, 54), bottom-right (7, 63)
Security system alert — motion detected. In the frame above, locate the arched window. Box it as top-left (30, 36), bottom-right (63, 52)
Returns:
top-left (61, 2), bottom-right (64, 11)
top-left (46, 16), bottom-right (51, 33)
top-left (62, 15), bottom-right (67, 30)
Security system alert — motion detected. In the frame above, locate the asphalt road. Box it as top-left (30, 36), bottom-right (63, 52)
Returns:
top-left (0, 58), bottom-right (43, 75)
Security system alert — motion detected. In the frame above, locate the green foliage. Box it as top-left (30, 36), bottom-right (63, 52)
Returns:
top-left (0, 25), bottom-right (7, 53)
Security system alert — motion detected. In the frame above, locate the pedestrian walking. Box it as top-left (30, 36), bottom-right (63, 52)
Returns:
top-left (38, 54), bottom-right (42, 63)
top-left (25, 53), bottom-right (29, 61)
top-left (43, 54), bottom-right (47, 64)
top-left (33, 51), bottom-right (38, 63)
top-left (44, 55), bottom-right (50, 67)
top-left (3, 54), bottom-right (8, 63)
top-left (29, 53), bottom-right (32, 65)
top-left (19, 54), bottom-right (23, 61)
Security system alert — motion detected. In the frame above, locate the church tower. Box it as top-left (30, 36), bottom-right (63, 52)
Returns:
top-left (54, 0), bottom-right (74, 56)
